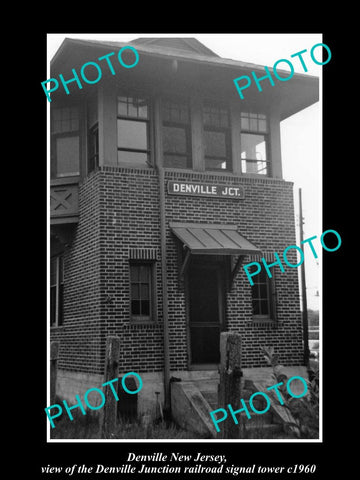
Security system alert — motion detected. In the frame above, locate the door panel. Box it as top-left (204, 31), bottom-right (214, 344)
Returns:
top-left (188, 264), bottom-right (223, 364)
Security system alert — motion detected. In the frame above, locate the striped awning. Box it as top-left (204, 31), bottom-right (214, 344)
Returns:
top-left (169, 222), bottom-right (261, 256)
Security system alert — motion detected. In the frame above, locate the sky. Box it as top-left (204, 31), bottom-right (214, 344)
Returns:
top-left (47, 33), bottom-right (323, 310)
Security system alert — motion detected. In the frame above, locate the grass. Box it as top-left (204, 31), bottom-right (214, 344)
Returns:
top-left (50, 409), bottom-right (207, 440)
top-left (50, 410), bottom-right (302, 440)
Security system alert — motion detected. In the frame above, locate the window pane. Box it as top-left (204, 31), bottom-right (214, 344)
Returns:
top-left (241, 133), bottom-right (267, 160)
top-left (118, 97), bottom-right (148, 118)
top-left (241, 115), bottom-right (249, 131)
top-left (220, 110), bottom-right (229, 127)
top-left (137, 101), bottom-right (148, 119)
top-left (204, 130), bottom-right (226, 158)
top-left (117, 150), bottom-right (148, 164)
top-left (260, 300), bottom-right (269, 315)
top-left (117, 97), bottom-right (128, 116)
top-left (50, 258), bottom-right (57, 285)
top-left (141, 283), bottom-right (149, 300)
top-left (128, 99), bottom-right (139, 118)
top-left (259, 283), bottom-right (268, 299)
top-left (249, 114), bottom-right (258, 131)
top-left (162, 100), bottom-right (189, 123)
top-left (205, 158), bottom-right (227, 170)
top-left (258, 118), bottom-right (267, 132)
top-left (251, 283), bottom-right (259, 299)
top-left (117, 119), bottom-right (147, 150)
top-left (59, 256), bottom-right (64, 283)
top-left (241, 159), bottom-right (268, 175)
top-left (203, 106), bottom-right (228, 127)
top-left (50, 287), bottom-right (56, 326)
top-left (252, 299), bottom-right (260, 316)
top-left (259, 271), bottom-right (268, 283)
top-left (130, 265), bottom-right (140, 282)
top-left (131, 300), bottom-right (141, 315)
top-left (163, 126), bottom-right (187, 154)
top-left (56, 136), bottom-right (80, 175)
top-left (251, 270), bottom-right (271, 317)
top-left (130, 263), bottom-right (153, 320)
top-left (141, 300), bottom-right (150, 315)
top-left (58, 284), bottom-right (64, 326)
top-left (131, 284), bottom-right (140, 299)
top-left (163, 154), bottom-right (189, 169)
top-left (52, 107), bottom-right (79, 134)
top-left (241, 112), bottom-right (267, 133)
top-left (139, 265), bottom-right (149, 282)
top-left (203, 109), bottom-right (213, 126)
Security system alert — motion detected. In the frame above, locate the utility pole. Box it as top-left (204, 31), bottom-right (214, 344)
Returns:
top-left (299, 188), bottom-right (310, 368)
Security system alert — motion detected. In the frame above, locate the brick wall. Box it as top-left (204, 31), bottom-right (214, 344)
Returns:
top-left (50, 170), bottom-right (103, 374)
top-left (97, 167), bottom-right (164, 373)
top-left (164, 170), bottom-right (303, 369)
top-left (51, 165), bottom-right (304, 376)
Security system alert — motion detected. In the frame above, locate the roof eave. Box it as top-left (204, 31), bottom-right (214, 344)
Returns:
top-left (50, 38), bottom-right (319, 118)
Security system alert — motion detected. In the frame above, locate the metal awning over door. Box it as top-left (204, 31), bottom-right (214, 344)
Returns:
top-left (170, 222), bottom-right (261, 284)
top-left (169, 222), bottom-right (261, 255)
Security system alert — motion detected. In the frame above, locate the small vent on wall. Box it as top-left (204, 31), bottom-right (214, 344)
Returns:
top-left (247, 251), bottom-right (275, 263)
top-left (129, 248), bottom-right (158, 260)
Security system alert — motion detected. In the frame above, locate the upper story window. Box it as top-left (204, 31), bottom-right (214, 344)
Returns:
top-left (117, 96), bottom-right (150, 165)
top-left (240, 112), bottom-right (270, 176)
top-left (203, 104), bottom-right (231, 171)
top-left (51, 106), bottom-right (80, 178)
top-left (162, 99), bottom-right (192, 169)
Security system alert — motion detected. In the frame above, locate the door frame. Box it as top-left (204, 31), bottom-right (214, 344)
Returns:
top-left (185, 259), bottom-right (226, 370)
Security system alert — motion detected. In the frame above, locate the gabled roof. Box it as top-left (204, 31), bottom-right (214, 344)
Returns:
top-left (50, 36), bottom-right (265, 71)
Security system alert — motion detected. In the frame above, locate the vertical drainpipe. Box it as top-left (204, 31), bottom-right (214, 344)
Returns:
top-left (158, 165), bottom-right (171, 414)
top-left (154, 98), bottom-right (171, 414)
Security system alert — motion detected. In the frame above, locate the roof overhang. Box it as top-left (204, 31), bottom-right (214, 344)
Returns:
top-left (50, 38), bottom-right (319, 119)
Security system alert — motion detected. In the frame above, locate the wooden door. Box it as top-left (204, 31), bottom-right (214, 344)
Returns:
top-left (188, 264), bottom-right (224, 365)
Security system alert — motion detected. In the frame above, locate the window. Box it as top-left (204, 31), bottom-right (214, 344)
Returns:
top-left (203, 104), bottom-right (231, 171)
top-left (162, 99), bottom-right (192, 169)
top-left (240, 112), bottom-right (270, 176)
top-left (117, 96), bottom-right (150, 165)
top-left (130, 262), bottom-right (155, 322)
top-left (250, 266), bottom-right (276, 321)
top-left (51, 106), bottom-right (80, 177)
top-left (50, 255), bottom-right (64, 327)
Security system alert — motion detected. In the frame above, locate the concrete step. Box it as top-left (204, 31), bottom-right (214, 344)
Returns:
top-left (201, 390), bottom-right (218, 410)
top-left (194, 379), bottom-right (218, 393)
top-left (200, 382), bottom-right (286, 438)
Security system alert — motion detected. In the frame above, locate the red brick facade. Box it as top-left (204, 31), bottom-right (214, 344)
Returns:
top-left (50, 165), bottom-right (303, 375)
top-left (48, 37), bottom-right (318, 410)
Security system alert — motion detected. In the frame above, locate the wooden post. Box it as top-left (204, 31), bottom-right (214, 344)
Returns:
top-left (101, 336), bottom-right (120, 439)
top-left (218, 332), bottom-right (242, 439)
top-left (50, 341), bottom-right (59, 405)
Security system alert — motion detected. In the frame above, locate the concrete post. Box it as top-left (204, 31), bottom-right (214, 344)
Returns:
top-left (218, 332), bottom-right (242, 439)
top-left (101, 336), bottom-right (120, 439)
